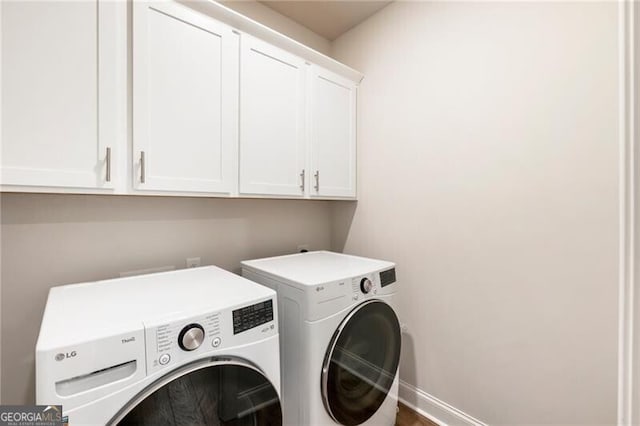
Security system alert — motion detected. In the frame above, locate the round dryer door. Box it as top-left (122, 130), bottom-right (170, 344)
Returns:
top-left (110, 357), bottom-right (282, 426)
top-left (321, 300), bottom-right (401, 426)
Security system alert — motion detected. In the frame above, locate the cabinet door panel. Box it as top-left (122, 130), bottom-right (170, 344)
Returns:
top-left (1, 0), bottom-right (114, 189)
top-left (309, 66), bottom-right (357, 198)
top-left (133, 2), bottom-right (238, 193)
top-left (239, 36), bottom-right (305, 197)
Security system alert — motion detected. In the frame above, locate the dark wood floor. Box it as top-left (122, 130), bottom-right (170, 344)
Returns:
top-left (396, 402), bottom-right (439, 426)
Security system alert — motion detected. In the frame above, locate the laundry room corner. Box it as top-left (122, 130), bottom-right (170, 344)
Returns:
top-left (1, 0), bottom-right (637, 424)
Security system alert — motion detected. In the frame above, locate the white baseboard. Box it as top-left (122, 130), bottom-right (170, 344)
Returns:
top-left (398, 380), bottom-right (487, 426)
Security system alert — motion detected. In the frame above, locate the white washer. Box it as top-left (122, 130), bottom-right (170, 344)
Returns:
top-left (36, 266), bottom-right (282, 425)
top-left (241, 251), bottom-right (400, 426)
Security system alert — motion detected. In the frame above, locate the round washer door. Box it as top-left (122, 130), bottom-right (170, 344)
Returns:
top-left (110, 357), bottom-right (282, 426)
top-left (321, 300), bottom-right (401, 426)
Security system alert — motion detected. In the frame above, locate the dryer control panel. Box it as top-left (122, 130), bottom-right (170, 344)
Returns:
top-left (143, 296), bottom-right (277, 376)
top-left (304, 268), bottom-right (398, 321)
top-left (380, 268), bottom-right (396, 287)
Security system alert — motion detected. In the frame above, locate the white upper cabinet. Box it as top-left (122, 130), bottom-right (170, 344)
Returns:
top-left (239, 35), bottom-right (306, 197)
top-left (1, 1), bottom-right (361, 199)
top-left (308, 66), bottom-right (357, 199)
top-left (133, 1), bottom-right (238, 194)
top-left (1, 0), bottom-right (120, 190)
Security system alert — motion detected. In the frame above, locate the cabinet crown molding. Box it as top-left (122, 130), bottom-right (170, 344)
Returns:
top-left (177, 0), bottom-right (364, 83)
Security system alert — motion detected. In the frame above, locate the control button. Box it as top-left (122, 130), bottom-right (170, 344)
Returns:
top-left (212, 337), bottom-right (222, 348)
top-left (159, 353), bottom-right (171, 365)
top-left (178, 323), bottom-right (205, 351)
top-left (360, 278), bottom-right (373, 294)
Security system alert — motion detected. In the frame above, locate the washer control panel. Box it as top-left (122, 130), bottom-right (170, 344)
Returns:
top-left (233, 300), bottom-right (274, 335)
top-left (178, 323), bottom-right (205, 351)
top-left (144, 297), bottom-right (277, 375)
top-left (153, 312), bottom-right (221, 356)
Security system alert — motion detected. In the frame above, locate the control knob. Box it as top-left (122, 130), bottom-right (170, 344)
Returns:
top-left (360, 278), bottom-right (373, 294)
top-left (178, 324), bottom-right (205, 351)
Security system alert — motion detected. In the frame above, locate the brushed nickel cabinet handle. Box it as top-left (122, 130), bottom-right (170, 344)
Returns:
top-left (140, 151), bottom-right (146, 183)
top-left (314, 170), bottom-right (319, 192)
top-left (105, 147), bottom-right (112, 182)
top-left (300, 169), bottom-right (305, 192)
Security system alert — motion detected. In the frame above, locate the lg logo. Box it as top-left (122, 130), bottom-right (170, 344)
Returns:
top-left (55, 351), bottom-right (77, 361)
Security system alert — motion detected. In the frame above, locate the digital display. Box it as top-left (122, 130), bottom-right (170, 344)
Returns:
top-left (380, 268), bottom-right (396, 287)
top-left (232, 299), bottom-right (274, 335)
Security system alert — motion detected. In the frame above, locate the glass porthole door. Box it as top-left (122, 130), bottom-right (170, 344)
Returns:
top-left (110, 357), bottom-right (282, 426)
top-left (321, 300), bottom-right (401, 426)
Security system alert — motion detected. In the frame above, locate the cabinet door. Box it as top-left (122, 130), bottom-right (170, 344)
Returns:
top-left (1, 0), bottom-right (118, 190)
top-left (308, 66), bottom-right (357, 199)
top-left (133, 1), bottom-right (238, 194)
top-left (239, 35), bottom-right (306, 197)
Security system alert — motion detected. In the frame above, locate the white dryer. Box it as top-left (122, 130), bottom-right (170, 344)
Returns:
top-left (241, 251), bottom-right (400, 426)
top-left (36, 266), bottom-right (282, 425)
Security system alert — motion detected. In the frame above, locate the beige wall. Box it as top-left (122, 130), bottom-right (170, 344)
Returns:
top-left (219, 0), bottom-right (331, 55)
top-left (331, 2), bottom-right (620, 424)
top-left (0, 194), bottom-right (331, 404)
